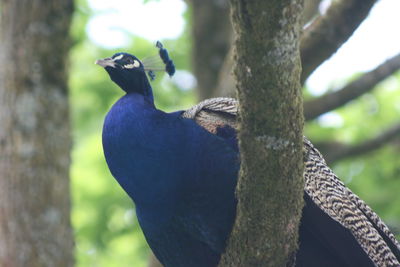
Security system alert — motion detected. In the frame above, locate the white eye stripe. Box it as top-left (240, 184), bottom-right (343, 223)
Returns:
top-left (113, 54), bottom-right (124, 61)
top-left (123, 60), bottom-right (140, 69)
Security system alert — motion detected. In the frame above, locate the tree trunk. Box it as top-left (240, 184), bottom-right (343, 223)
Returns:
top-left (213, 0), bottom-right (321, 99)
top-left (219, 1), bottom-right (304, 266)
top-left (0, 1), bottom-right (74, 266)
top-left (189, 0), bottom-right (233, 100)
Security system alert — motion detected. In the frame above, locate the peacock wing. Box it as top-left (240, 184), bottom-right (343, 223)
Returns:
top-left (183, 97), bottom-right (400, 266)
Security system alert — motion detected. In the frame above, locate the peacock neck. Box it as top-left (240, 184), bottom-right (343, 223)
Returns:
top-left (115, 72), bottom-right (155, 105)
top-left (138, 76), bottom-right (154, 104)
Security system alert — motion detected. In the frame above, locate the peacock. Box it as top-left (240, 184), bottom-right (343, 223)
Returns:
top-left (96, 43), bottom-right (400, 267)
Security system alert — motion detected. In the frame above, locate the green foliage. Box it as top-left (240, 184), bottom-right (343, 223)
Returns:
top-left (71, 134), bottom-right (149, 266)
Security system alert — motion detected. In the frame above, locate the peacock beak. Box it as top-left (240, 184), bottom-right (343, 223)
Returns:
top-left (95, 57), bottom-right (116, 68)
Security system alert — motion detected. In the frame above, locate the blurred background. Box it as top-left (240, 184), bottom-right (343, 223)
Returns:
top-left (1, 0), bottom-right (398, 266)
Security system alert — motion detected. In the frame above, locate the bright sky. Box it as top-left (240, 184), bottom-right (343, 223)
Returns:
top-left (87, 0), bottom-right (400, 96)
top-left (87, 0), bottom-right (186, 46)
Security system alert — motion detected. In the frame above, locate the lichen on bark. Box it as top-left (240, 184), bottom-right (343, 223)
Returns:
top-left (219, 1), bottom-right (304, 266)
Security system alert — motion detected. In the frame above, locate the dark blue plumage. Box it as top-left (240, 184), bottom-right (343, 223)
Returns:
top-left (97, 46), bottom-right (400, 267)
top-left (97, 51), bottom-right (238, 266)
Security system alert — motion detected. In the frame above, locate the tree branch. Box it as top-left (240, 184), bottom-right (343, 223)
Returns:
top-left (315, 123), bottom-right (400, 164)
top-left (304, 53), bottom-right (400, 121)
top-left (301, 0), bottom-right (377, 84)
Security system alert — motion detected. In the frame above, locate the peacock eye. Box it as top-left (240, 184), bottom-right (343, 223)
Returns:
top-left (123, 59), bottom-right (140, 69)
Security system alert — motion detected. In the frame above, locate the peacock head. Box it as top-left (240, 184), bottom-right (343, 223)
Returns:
top-left (95, 53), bottom-right (148, 94)
top-left (95, 41), bottom-right (175, 96)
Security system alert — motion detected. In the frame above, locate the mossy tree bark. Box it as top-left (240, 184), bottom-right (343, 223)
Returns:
top-left (219, 1), bottom-right (304, 266)
top-left (0, 1), bottom-right (74, 266)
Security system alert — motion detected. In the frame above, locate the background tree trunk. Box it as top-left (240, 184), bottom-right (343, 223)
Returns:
top-left (219, 1), bottom-right (304, 266)
top-left (0, 1), bottom-right (74, 266)
top-left (189, 0), bottom-right (233, 100)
